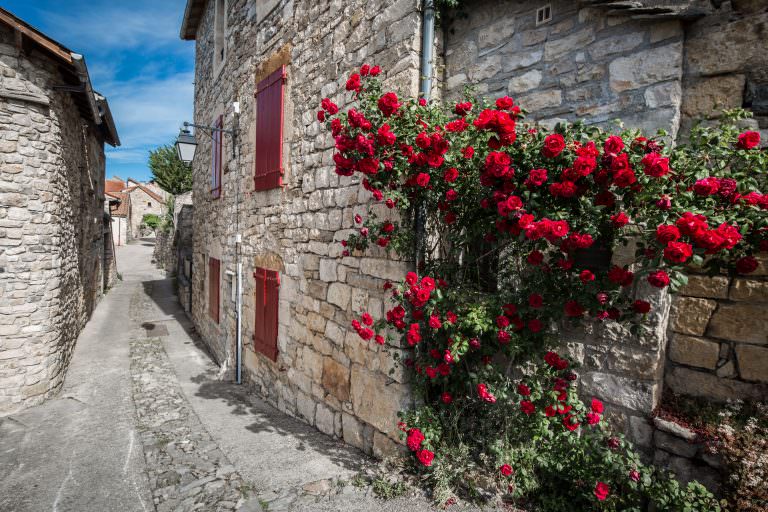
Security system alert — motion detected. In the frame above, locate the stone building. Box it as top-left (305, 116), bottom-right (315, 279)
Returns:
top-left (0, 8), bottom-right (119, 414)
top-left (178, 0), bottom-right (767, 463)
top-left (106, 177), bottom-right (129, 246)
top-left (124, 178), bottom-right (167, 239)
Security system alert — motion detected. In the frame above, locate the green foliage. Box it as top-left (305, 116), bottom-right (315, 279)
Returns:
top-left (160, 195), bottom-right (175, 234)
top-left (141, 213), bottom-right (161, 230)
top-left (320, 68), bottom-right (766, 511)
top-left (148, 143), bottom-right (192, 195)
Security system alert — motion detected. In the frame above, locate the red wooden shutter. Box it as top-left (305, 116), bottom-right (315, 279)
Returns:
top-left (254, 66), bottom-right (285, 191)
top-left (253, 267), bottom-right (279, 361)
top-left (208, 257), bottom-right (220, 323)
top-left (211, 115), bottom-right (223, 198)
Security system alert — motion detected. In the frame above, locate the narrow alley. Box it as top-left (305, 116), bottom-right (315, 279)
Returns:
top-left (0, 241), bottom-right (436, 512)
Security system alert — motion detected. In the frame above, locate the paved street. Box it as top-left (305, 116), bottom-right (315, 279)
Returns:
top-left (0, 240), bottom-right (440, 512)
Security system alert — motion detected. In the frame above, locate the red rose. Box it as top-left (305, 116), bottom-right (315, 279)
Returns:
top-left (527, 250), bottom-right (544, 265)
top-left (443, 167), bottom-right (459, 183)
top-left (417, 449), bottom-right (435, 467)
top-left (542, 134), bottom-right (566, 158)
top-left (594, 482), bottom-right (610, 501)
top-left (610, 212), bottom-right (629, 227)
top-left (736, 255), bottom-right (759, 274)
top-left (663, 241), bottom-right (693, 264)
top-left (647, 270), bottom-right (670, 288)
top-left (321, 98), bottom-right (339, 114)
top-left (406, 428), bottom-right (424, 451)
top-left (737, 130), bottom-right (761, 150)
top-left (499, 464), bottom-right (513, 477)
top-left (655, 224), bottom-right (680, 244)
top-left (520, 400), bottom-right (535, 415)
top-left (526, 168), bottom-right (548, 187)
top-left (477, 383), bottom-right (497, 403)
top-left (517, 383), bottom-right (531, 396)
top-left (528, 293), bottom-right (543, 308)
top-left (415, 172), bottom-right (430, 187)
top-left (629, 470), bottom-right (640, 482)
top-left (641, 152), bottom-right (670, 178)
top-left (528, 319), bottom-right (543, 332)
top-left (633, 300), bottom-right (651, 314)
top-left (360, 64), bottom-right (370, 76)
top-left (454, 101), bottom-right (472, 116)
top-left (693, 177), bottom-right (720, 196)
top-left (495, 95), bottom-right (515, 110)
top-left (441, 392), bottom-right (453, 404)
top-left (345, 73), bottom-right (362, 92)
top-left (612, 168), bottom-right (637, 188)
top-left (462, 146), bottom-right (475, 159)
top-left (317, 110), bottom-right (325, 122)
top-left (564, 300), bottom-right (585, 317)
top-left (580, 270), bottom-right (595, 284)
top-left (604, 135), bottom-right (624, 155)
top-left (586, 412), bottom-right (601, 425)
top-left (590, 398), bottom-right (604, 414)
top-left (369, 65), bottom-right (382, 76)
top-left (608, 266), bottom-right (634, 287)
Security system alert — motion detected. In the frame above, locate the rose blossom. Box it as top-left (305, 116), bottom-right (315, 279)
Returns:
top-left (417, 449), bottom-right (434, 467)
top-left (499, 464), bottom-right (513, 477)
top-left (542, 134), bottom-right (566, 158)
top-left (594, 482), bottom-right (610, 501)
top-left (737, 130), bottom-right (760, 150)
top-left (647, 269), bottom-right (670, 288)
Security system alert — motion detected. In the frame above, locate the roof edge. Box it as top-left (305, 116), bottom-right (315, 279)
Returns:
top-left (180, 0), bottom-right (206, 40)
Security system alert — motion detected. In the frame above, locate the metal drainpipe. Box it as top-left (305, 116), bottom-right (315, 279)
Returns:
top-left (233, 105), bottom-right (243, 385)
top-left (415, 0), bottom-right (435, 264)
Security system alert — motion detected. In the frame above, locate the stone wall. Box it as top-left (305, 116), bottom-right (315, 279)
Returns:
top-left (442, 0), bottom-right (685, 137)
top-left (188, 0), bottom-right (421, 455)
top-left (680, 0), bottom-right (768, 138)
top-left (0, 25), bottom-right (108, 413)
top-left (127, 184), bottom-right (166, 240)
top-left (666, 262), bottom-right (768, 400)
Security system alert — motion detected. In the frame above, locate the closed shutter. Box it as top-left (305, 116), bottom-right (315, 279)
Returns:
top-left (211, 115), bottom-right (223, 198)
top-left (208, 257), bottom-right (220, 323)
top-left (253, 267), bottom-right (279, 361)
top-left (254, 65), bottom-right (285, 191)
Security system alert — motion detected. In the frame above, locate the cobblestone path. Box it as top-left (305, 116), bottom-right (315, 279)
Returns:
top-left (129, 336), bottom-right (250, 512)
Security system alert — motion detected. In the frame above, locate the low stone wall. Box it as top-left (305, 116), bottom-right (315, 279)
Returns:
top-left (666, 261), bottom-right (768, 401)
top-left (153, 229), bottom-right (175, 274)
top-left (651, 417), bottom-right (722, 494)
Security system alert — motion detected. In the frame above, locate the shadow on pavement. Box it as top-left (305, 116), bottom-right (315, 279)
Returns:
top-left (139, 275), bottom-right (368, 476)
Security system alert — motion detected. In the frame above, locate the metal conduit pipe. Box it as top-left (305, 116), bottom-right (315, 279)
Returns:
top-left (415, 0), bottom-right (436, 265)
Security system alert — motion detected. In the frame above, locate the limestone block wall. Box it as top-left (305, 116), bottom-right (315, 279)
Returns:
top-left (0, 25), bottom-right (107, 413)
top-left (666, 262), bottom-right (768, 400)
top-left (680, 0), bottom-right (768, 138)
top-left (442, 0), bottom-right (685, 137)
top-left (189, 0), bottom-right (422, 456)
top-left (128, 185), bottom-right (166, 239)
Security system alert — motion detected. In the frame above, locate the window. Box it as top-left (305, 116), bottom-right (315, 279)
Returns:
top-left (213, 0), bottom-right (227, 72)
top-left (536, 5), bottom-right (552, 25)
top-left (253, 267), bottom-right (279, 361)
top-left (254, 65), bottom-right (286, 191)
top-left (147, 202), bottom-right (152, 207)
top-left (208, 257), bottom-right (220, 323)
top-left (211, 114), bottom-right (223, 198)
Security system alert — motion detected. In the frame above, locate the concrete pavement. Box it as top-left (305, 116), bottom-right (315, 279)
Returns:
top-left (0, 240), bottom-right (443, 512)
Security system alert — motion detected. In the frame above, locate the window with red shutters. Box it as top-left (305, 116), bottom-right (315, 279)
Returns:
top-left (211, 115), bottom-right (223, 198)
top-left (254, 65), bottom-right (285, 191)
top-left (208, 257), bottom-right (220, 323)
top-left (253, 267), bottom-right (279, 361)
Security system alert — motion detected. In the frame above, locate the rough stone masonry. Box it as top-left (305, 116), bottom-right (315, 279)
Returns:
top-left (180, 0), bottom-right (768, 469)
top-left (0, 15), bottom-right (119, 414)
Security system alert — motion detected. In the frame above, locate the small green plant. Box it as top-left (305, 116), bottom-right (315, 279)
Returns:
top-left (372, 477), bottom-right (408, 499)
top-left (350, 473), bottom-right (368, 488)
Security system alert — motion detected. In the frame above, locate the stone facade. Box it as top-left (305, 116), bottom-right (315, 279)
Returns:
top-left (125, 179), bottom-right (167, 239)
top-left (183, 0), bottom-right (420, 456)
top-left (0, 14), bottom-right (118, 414)
top-left (181, 0), bottom-right (768, 461)
top-left (666, 261), bottom-right (768, 400)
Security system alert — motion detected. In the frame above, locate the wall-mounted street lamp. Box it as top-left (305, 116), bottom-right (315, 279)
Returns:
top-left (174, 119), bottom-right (238, 164)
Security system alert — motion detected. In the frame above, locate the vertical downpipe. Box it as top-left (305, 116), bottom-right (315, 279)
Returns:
top-left (416, 0), bottom-right (436, 265)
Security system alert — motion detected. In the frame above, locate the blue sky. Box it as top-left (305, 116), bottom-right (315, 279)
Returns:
top-left (4, 0), bottom-right (194, 182)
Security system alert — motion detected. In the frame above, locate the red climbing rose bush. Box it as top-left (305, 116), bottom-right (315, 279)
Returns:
top-left (319, 66), bottom-right (765, 510)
